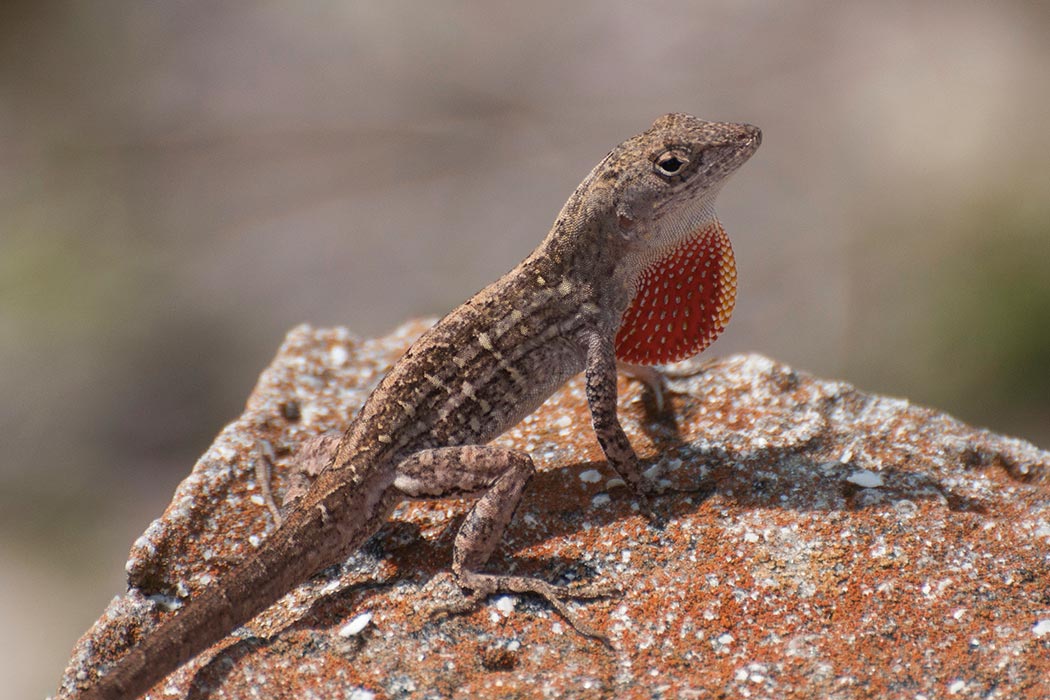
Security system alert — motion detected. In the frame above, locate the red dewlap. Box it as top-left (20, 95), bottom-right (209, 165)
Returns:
top-left (614, 222), bottom-right (737, 365)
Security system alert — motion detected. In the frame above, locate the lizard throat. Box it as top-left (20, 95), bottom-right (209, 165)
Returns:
top-left (614, 221), bottom-right (737, 365)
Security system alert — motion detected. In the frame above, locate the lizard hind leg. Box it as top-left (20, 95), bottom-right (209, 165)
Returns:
top-left (393, 445), bottom-right (617, 645)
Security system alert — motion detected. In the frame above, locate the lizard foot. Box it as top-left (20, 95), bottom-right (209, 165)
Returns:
top-left (433, 572), bottom-right (618, 646)
top-left (646, 479), bottom-right (711, 497)
top-left (632, 477), bottom-right (712, 528)
top-left (618, 362), bottom-right (668, 413)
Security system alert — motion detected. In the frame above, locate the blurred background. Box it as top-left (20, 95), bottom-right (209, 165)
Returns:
top-left (3, 1), bottom-right (1048, 696)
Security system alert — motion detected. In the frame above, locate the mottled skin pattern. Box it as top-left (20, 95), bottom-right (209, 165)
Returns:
top-left (74, 113), bottom-right (760, 700)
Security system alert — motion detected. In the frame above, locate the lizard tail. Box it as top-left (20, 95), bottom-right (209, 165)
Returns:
top-left (79, 473), bottom-right (399, 700)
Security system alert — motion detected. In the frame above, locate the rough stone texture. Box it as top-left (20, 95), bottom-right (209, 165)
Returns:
top-left (59, 321), bottom-right (1050, 700)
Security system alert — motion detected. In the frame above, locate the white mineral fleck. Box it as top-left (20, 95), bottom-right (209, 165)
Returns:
top-left (329, 345), bottom-right (350, 366)
top-left (846, 469), bottom-right (883, 488)
top-left (494, 595), bottom-right (517, 614)
top-left (338, 611), bottom-right (373, 637)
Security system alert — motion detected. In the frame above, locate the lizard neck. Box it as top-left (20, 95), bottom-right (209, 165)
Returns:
top-left (529, 162), bottom-right (734, 367)
top-left (525, 191), bottom-right (636, 333)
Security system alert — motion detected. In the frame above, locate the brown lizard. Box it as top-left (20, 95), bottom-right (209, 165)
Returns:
top-left (72, 113), bottom-right (760, 700)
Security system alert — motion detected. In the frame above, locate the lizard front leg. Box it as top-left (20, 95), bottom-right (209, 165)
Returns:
top-left (589, 333), bottom-right (706, 502)
top-left (585, 332), bottom-right (658, 497)
top-left (394, 445), bottom-right (614, 644)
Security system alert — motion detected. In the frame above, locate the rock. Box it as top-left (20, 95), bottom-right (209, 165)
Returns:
top-left (59, 321), bottom-right (1050, 699)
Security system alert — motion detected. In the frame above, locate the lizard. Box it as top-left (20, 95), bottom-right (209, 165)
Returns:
top-left (71, 112), bottom-right (761, 700)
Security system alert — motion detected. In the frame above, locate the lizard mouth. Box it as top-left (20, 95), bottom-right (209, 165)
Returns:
top-left (614, 221), bottom-right (736, 365)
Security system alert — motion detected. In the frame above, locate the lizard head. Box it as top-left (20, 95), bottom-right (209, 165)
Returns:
top-left (593, 113), bottom-right (761, 365)
top-left (604, 113), bottom-right (760, 245)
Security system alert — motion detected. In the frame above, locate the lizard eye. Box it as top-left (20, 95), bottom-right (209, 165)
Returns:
top-left (654, 151), bottom-right (689, 177)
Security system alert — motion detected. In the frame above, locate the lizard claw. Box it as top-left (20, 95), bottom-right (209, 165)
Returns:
top-left (632, 476), bottom-right (710, 527)
top-left (433, 572), bottom-right (618, 647)
top-left (660, 480), bottom-right (710, 496)
top-left (428, 588), bottom-right (487, 621)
